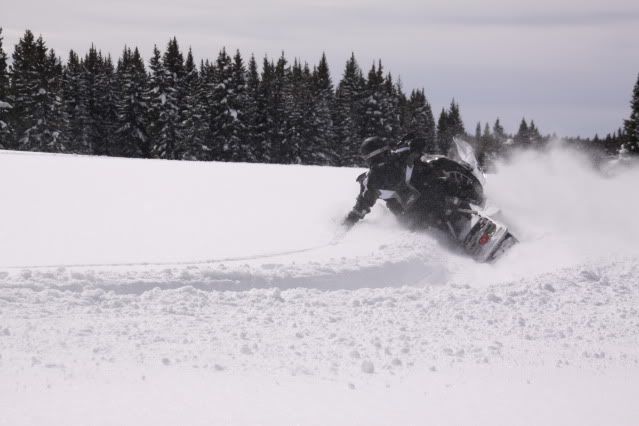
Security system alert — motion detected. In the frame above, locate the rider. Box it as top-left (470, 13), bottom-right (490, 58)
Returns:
top-left (343, 135), bottom-right (485, 240)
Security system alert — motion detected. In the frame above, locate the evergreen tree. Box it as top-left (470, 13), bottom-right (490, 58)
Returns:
top-left (115, 46), bottom-right (149, 157)
top-left (209, 48), bottom-right (247, 161)
top-left (145, 46), bottom-right (163, 156)
top-left (309, 53), bottom-right (335, 164)
top-left (623, 73), bottom-right (639, 154)
top-left (334, 53), bottom-right (365, 165)
top-left (492, 118), bottom-right (506, 142)
top-left (191, 59), bottom-right (217, 160)
top-left (436, 100), bottom-right (465, 154)
top-left (421, 91), bottom-right (437, 152)
top-left (161, 37), bottom-right (185, 158)
top-left (529, 120), bottom-right (542, 145)
top-left (75, 46), bottom-right (118, 155)
top-left (602, 128), bottom-right (624, 155)
top-left (257, 54), bottom-right (290, 163)
top-left (483, 122), bottom-right (491, 140)
top-left (397, 77), bottom-right (409, 140)
top-left (282, 59), bottom-right (310, 164)
top-left (10, 31), bottom-right (67, 152)
top-left (80, 46), bottom-right (102, 153)
top-left (255, 57), bottom-right (275, 162)
top-left (447, 100), bottom-right (465, 138)
top-left (436, 108), bottom-right (449, 154)
top-left (43, 47), bottom-right (68, 152)
top-left (361, 61), bottom-right (391, 140)
top-left (62, 49), bottom-right (90, 152)
top-left (477, 122), bottom-right (501, 167)
top-left (271, 53), bottom-right (293, 163)
top-left (593, 134), bottom-right (600, 146)
top-left (164, 37), bottom-right (184, 76)
top-left (0, 27), bottom-right (13, 148)
top-left (209, 48), bottom-right (233, 160)
top-left (514, 118), bottom-right (530, 146)
top-left (243, 54), bottom-right (261, 161)
top-left (382, 72), bottom-right (402, 142)
top-left (403, 89), bottom-right (436, 154)
top-left (0, 28), bottom-right (7, 102)
top-left (178, 48), bottom-right (208, 160)
top-left (229, 50), bottom-right (249, 161)
top-left (94, 54), bottom-right (118, 155)
top-left (147, 39), bottom-right (184, 159)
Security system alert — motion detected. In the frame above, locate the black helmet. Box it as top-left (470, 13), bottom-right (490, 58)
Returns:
top-left (402, 131), bottom-right (426, 153)
top-left (360, 137), bottom-right (389, 165)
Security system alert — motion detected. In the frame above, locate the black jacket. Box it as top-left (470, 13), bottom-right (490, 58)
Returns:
top-left (345, 148), bottom-right (484, 231)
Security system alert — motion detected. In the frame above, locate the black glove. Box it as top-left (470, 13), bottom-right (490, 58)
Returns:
top-left (342, 211), bottom-right (361, 229)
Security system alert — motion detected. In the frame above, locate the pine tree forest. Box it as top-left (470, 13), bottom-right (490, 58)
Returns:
top-left (0, 29), bottom-right (636, 167)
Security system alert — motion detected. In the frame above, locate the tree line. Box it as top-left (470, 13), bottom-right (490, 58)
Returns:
top-left (0, 28), bottom-right (637, 168)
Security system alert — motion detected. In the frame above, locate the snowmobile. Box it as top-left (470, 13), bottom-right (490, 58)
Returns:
top-left (437, 137), bottom-right (518, 262)
top-left (345, 137), bottom-right (517, 263)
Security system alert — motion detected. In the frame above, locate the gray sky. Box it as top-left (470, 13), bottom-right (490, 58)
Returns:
top-left (3, 0), bottom-right (639, 137)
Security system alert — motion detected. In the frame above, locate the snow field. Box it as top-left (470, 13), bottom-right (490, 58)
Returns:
top-left (3, 366), bottom-right (639, 426)
top-left (2, 258), bottom-right (639, 377)
top-left (3, 257), bottom-right (639, 425)
top-left (1, 146), bottom-right (639, 425)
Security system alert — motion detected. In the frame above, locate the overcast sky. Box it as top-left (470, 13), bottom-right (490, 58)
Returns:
top-left (3, 0), bottom-right (639, 137)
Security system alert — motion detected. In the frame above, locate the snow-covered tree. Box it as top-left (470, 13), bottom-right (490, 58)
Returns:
top-left (447, 100), bottom-right (465, 140)
top-left (256, 56), bottom-right (288, 163)
top-left (270, 54), bottom-right (294, 163)
top-left (437, 100), bottom-right (465, 154)
top-left (493, 118), bottom-right (506, 142)
top-left (62, 50), bottom-right (91, 153)
top-left (243, 54), bottom-right (261, 162)
top-left (514, 118), bottom-right (530, 146)
top-left (145, 46), bottom-right (163, 156)
top-left (80, 46), bottom-right (103, 154)
top-left (115, 46), bottom-right (149, 157)
top-left (208, 48), bottom-right (247, 161)
top-left (10, 31), bottom-right (67, 152)
top-left (528, 120), bottom-right (542, 145)
top-left (147, 39), bottom-right (184, 159)
top-left (403, 89), bottom-right (436, 154)
top-left (334, 53), bottom-right (365, 165)
top-left (178, 48), bottom-right (209, 160)
top-left (436, 105), bottom-right (450, 154)
top-left (83, 51), bottom-right (119, 156)
top-left (436, 108), bottom-right (448, 153)
top-left (0, 27), bottom-right (13, 148)
top-left (96, 55), bottom-right (119, 156)
top-left (476, 122), bottom-right (502, 168)
top-left (309, 53), bottom-right (335, 164)
top-left (281, 59), bottom-right (309, 164)
top-left (0, 28), bottom-right (7, 101)
top-left (68, 46), bottom-right (119, 156)
top-left (623, 73), bottom-right (639, 154)
top-left (382, 72), bottom-right (402, 141)
top-left (230, 50), bottom-right (250, 161)
top-left (361, 61), bottom-right (389, 140)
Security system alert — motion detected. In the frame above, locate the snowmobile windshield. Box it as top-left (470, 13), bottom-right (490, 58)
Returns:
top-left (451, 137), bottom-right (486, 185)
